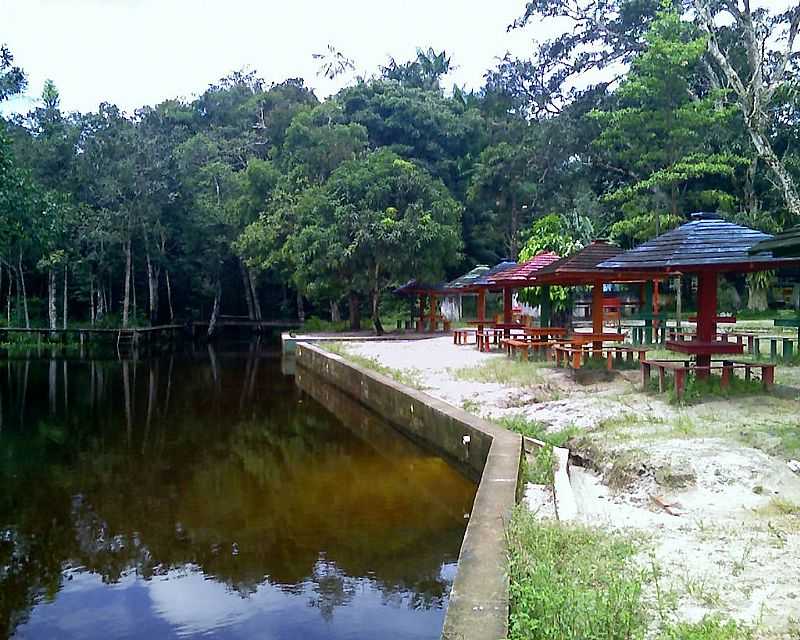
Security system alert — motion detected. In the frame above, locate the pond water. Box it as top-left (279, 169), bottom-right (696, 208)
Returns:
top-left (0, 343), bottom-right (476, 640)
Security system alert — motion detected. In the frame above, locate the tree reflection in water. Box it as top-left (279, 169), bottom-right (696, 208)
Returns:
top-left (0, 343), bottom-right (476, 639)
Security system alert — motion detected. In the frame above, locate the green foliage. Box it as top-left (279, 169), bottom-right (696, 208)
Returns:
top-left (659, 617), bottom-right (753, 640)
top-left (517, 214), bottom-right (580, 310)
top-left (507, 509), bottom-right (646, 640)
top-left (590, 9), bottom-right (743, 231)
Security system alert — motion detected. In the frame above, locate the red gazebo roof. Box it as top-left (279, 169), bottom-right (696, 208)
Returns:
top-left (486, 251), bottom-right (561, 286)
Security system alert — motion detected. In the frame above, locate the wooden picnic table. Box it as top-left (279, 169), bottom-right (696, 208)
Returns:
top-left (665, 339), bottom-right (743, 356)
top-left (466, 319), bottom-right (496, 332)
top-left (554, 344), bottom-right (649, 370)
top-left (476, 327), bottom-right (506, 352)
top-left (523, 326), bottom-right (567, 339)
top-left (565, 332), bottom-right (626, 347)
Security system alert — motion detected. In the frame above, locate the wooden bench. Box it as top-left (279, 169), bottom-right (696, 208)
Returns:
top-left (453, 328), bottom-right (478, 345)
top-left (641, 359), bottom-right (775, 400)
top-left (477, 328), bottom-right (503, 352)
top-left (753, 335), bottom-right (797, 360)
top-left (552, 344), bottom-right (649, 370)
top-left (415, 316), bottom-right (451, 333)
top-left (502, 338), bottom-right (554, 361)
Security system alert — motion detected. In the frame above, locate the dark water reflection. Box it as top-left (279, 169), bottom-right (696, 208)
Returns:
top-left (0, 343), bottom-right (476, 639)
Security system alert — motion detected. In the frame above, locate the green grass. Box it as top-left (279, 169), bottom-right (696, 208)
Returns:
top-left (756, 497), bottom-right (800, 517)
top-left (523, 445), bottom-right (555, 485)
top-left (498, 414), bottom-right (578, 447)
top-left (452, 358), bottom-right (547, 386)
top-left (659, 617), bottom-right (753, 640)
top-left (322, 342), bottom-right (427, 390)
top-left (507, 508), bottom-right (646, 640)
top-left (301, 316), bottom-right (351, 333)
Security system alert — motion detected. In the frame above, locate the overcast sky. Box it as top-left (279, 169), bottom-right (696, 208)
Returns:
top-left (1, 0), bottom-right (555, 115)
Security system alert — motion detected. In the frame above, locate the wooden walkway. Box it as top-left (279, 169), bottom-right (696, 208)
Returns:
top-left (0, 319), bottom-right (302, 346)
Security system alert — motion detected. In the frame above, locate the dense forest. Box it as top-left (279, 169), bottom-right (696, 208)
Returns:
top-left (1, 0), bottom-right (799, 334)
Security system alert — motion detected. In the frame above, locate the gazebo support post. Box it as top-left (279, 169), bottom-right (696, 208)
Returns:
top-left (477, 289), bottom-right (486, 331)
top-left (429, 293), bottom-right (438, 333)
top-left (643, 282), bottom-right (654, 345)
top-left (696, 271), bottom-right (718, 378)
top-left (653, 280), bottom-right (660, 341)
top-left (540, 286), bottom-right (551, 327)
top-left (592, 282), bottom-right (604, 353)
top-left (418, 294), bottom-right (426, 332)
top-left (503, 287), bottom-right (513, 338)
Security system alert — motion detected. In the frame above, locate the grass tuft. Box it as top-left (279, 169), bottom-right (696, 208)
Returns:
top-left (322, 342), bottom-right (427, 390)
top-left (659, 616), bottom-right (753, 640)
top-left (507, 507), bottom-right (646, 640)
top-left (452, 358), bottom-right (546, 386)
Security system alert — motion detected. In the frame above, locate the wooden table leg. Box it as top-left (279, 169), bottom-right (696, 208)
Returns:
top-left (641, 361), bottom-right (651, 390)
top-left (763, 365), bottom-right (775, 389)
top-left (721, 362), bottom-right (732, 389)
top-left (675, 368), bottom-right (686, 400)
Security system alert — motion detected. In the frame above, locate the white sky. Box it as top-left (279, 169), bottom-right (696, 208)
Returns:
top-left (0, 0), bottom-right (555, 115)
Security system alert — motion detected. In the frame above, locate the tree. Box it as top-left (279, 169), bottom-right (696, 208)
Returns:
top-left (291, 150), bottom-right (462, 334)
top-left (0, 44), bottom-right (26, 102)
top-left (504, 0), bottom-right (680, 115)
top-left (590, 8), bottom-right (744, 238)
top-left (517, 214), bottom-right (583, 313)
top-left (381, 48), bottom-right (454, 91)
top-left (693, 0), bottom-right (800, 220)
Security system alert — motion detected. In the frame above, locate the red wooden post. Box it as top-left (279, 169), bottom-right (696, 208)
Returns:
top-left (695, 271), bottom-right (718, 377)
top-left (641, 361), bottom-right (651, 389)
top-left (592, 281), bottom-right (604, 353)
top-left (503, 287), bottom-right (513, 339)
top-left (675, 368), bottom-right (687, 399)
top-left (418, 294), bottom-right (426, 332)
top-left (429, 293), bottom-right (437, 332)
top-left (763, 365), bottom-right (775, 388)
top-left (653, 279), bottom-right (660, 332)
top-left (477, 288), bottom-right (486, 331)
top-left (721, 362), bottom-right (732, 389)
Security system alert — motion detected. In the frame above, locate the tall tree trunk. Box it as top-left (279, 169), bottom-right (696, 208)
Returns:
top-left (48, 269), bottom-right (57, 333)
top-left (745, 156), bottom-right (760, 215)
top-left (4, 265), bottom-right (10, 325)
top-left (123, 237), bottom-right (132, 328)
top-left (348, 292), bottom-right (361, 331)
top-left (132, 252), bottom-right (137, 322)
top-left (371, 264), bottom-right (384, 335)
top-left (296, 290), bottom-right (305, 324)
top-left (18, 251), bottom-right (29, 329)
top-left (62, 266), bottom-right (68, 330)
top-left (165, 270), bottom-right (175, 322)
top-left (145, 244), bottom-right (158, 325)
top-left (330, 299), bottom-right (341, 323)
top-left (90, 276), bottom-right (96, 326)
top-left (207, 278), bottom-right (222, 338)
top-left (239, 260), bottom-right (255, 321)
top-left (248, 269), bottom-right (262, 321)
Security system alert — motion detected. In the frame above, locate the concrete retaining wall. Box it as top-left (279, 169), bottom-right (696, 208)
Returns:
top-left (295, 342), bottom-right (522, 640)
